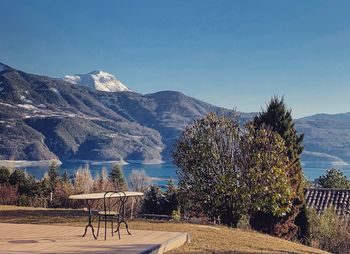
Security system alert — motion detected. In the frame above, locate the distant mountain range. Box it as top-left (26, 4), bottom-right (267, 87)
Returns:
top-left (0, 63), bottom-right (241, 163)
top-left (0, 62), bottom-right (349, 166)
top-left (296, 113), bottom-right (350, 165)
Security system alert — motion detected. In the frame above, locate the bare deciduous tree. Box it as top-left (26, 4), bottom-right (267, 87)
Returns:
top-left (128, 170), bottom-right (152, 192)
top-left (73, 164), bottom-right (94, 193)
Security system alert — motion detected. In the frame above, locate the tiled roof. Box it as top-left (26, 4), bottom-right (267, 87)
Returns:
top-left (304, 188), bottom-right (350, 221)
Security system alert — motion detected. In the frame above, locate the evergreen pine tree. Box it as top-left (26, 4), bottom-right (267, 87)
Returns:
top-left (252, 96), bottom-right (305, 239)
top-left (166, 178), bottom-right (176, 194)
top-left (254, 96), bottom-right (304, 161)
top-left (165, 178), bottom-right (179, 215)
top-left (143, 185), bottom-right (162, 214)
top-left (47, 161), bottom-right (60, 191)
top-left (62, 170), bottom-right (70, 183)
top-left (253, 97), bottom-right (304, 193)
top-left (108, 165), bottom-right (127, 191)
top-left (9, 169), bottom-right (27, 187)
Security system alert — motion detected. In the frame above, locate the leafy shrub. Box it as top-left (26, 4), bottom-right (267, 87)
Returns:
top-left (308, 207), bottom-right (350, 253)
top-left (0, 164), bottom-right (136, 211)
top-left (9, 169), bottom-right (27, 189)
top-left (236, 215), bottom-right (251, 230)
top-left (171, 209), bottom-right (181, 221)
top-left (142, 182), bottom-right (179, 215)
top-left (0, 166), bottom-right (11, 184)
top-left (51, 180), bottom-right (76, 208)
top-left (143, 185), bottom-right (164, 214)
top-left (0, 183), bottom-right (18, 205)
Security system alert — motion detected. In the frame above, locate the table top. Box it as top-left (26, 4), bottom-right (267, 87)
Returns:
top-left (69, 191), bottom-right (144, 200)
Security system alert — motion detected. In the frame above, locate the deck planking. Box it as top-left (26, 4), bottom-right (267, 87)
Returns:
top-left (0, 223), bottom-right (189, 254)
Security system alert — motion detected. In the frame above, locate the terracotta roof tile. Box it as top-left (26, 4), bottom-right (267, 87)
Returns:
top-left (304, 188), bottom-right (350, 222)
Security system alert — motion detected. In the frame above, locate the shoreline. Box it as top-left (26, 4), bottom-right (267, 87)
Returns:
top-left (0, 159), bottom-right (167, 168)
top-left (0, 160), bottom-right (62, 168)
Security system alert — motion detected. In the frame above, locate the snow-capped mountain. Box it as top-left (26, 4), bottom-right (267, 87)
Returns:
top-left (0, 62), bottom-right (234, 162)
top-left (1, 62), bottom-right (349, 165)
top-left (63, 70), bottom-right (131, 92)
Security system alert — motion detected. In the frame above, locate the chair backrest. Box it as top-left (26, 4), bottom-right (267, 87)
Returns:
top-left (103, 191), bottom-right (127, 215)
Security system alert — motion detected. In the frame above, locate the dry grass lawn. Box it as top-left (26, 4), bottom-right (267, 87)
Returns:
top-left (0, 205), bottom-right (328, 254)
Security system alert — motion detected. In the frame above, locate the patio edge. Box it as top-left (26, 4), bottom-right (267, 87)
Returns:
top-left (139, 232), bottom-right (190, 254)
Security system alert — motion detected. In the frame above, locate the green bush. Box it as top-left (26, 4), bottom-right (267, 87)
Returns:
top-left (317, 168), bottom-right (350, 189)
top-left (0, 183), bottom-right (18, 205)
top-left (308, 207), bottom-right (350, 253)
top-left (0, 166), bottom-right (11, 184)
top-left (142, 182), bottom-right (179, 215)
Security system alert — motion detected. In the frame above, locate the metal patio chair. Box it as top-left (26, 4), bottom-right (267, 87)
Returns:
top-left (96, 191), bottom-right (127, 240)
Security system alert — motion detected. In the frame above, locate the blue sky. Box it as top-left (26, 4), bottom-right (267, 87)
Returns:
top-left (1, 0), bottom-right (350, 118)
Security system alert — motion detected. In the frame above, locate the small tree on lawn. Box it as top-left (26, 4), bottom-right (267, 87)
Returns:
top-left (109, 165), bottom-right (127, 191)
top-left (318, 168), bottom-right (350, 189)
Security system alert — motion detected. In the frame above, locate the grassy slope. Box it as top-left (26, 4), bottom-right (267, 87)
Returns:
top-left (0, 205), bottom-right (328, 254)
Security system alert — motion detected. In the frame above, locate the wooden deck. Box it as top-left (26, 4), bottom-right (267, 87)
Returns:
top-left (0, 223), bottom-right (190, 254)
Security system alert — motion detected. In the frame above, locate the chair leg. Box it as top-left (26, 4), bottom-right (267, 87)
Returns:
top-left (125, 221), bottom-right (131, 235)
top-left (97, 216), bottom-right (101, 237)
top-left (111, 217), bottom-right (114, 237)
top-left (104, 215), bottom-right (107, 241)
top-left (115, 217), bottom-right (121, 240)
top-left (117, 223), bottom-right (121, 240)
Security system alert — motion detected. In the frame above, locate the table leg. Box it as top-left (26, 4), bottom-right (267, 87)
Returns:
top-left (82, 199), bottom-right (97, 240)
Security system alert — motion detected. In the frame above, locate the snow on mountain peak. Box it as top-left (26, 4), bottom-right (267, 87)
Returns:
top-left (63, 70), bottom-right (130, 92)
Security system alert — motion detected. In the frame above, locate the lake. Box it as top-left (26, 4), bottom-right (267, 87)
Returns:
top-left (8, 160), bottom-right (350, 186)
top-left (21, 161), bottom-right (178, 187)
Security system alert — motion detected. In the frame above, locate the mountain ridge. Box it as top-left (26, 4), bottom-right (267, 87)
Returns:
top-left (0, 63), bottom-right (236, 162)
top-left (1, 62), bottom-right (350, 165)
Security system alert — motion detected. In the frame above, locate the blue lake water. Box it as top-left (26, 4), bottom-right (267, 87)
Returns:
top-left (23, 161), bottom-right (178, 187)
top-left (9, 160), bottom-right (350, 185)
